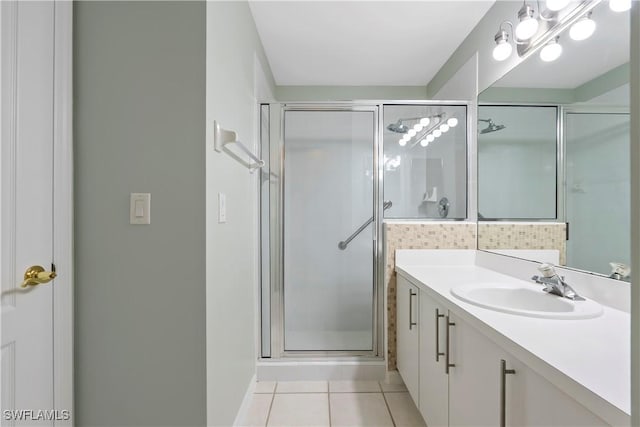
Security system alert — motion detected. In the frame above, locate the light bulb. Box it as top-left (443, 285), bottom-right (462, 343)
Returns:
top-left (407, 129), bottom-right (417, 137)
top-left (440, 124), bottom-right (450, 133)
top-left (420, 138), bottom-right (429, 147)
top-left (419, 117), bottom-right (431, 126)
top-left (447, 117), bottom-right (459, 128)
top-left (433, 129), bottom-right (442, 138)
top-left (539, 38), bottom-right (562, 62)
top-left (493, 39), bottom-right (513, 61)
top-left (413, 123), bottom-right (424, 132)
top-left (516, 4), bottom-right (539, 40)
top-left (426, 134), bottom-right (435, 143)
top-left (609, 0), bottom-right (631, 12)
top-left (569, 14), bottom-right (596, 41)
top-left (545, 0), bottom-right (570, 11)
top-left (398, 138), bottom-right (407, 147)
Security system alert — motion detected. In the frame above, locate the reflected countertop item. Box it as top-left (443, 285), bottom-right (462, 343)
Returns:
top-left (395, 249), bottom-right (630, 426)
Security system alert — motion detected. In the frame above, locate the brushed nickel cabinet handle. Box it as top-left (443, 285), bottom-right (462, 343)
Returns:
top-left (435, 309), bottom-right (445, 361)
top-left (409, 290), bottom-right (417, 330)
top-left (445, 315), bottom-right (455, 374)
top-left (500, 359), bottom-right (516, 427)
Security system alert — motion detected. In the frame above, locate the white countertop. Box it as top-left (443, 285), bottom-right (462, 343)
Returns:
top-left (395, 252), bottom-right (630, 426)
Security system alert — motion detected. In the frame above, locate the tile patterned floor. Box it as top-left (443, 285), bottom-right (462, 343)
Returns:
top-left (239, 379), bottom-right (426, 427)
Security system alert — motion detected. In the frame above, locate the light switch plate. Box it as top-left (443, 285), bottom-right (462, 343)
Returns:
top-left (130, 193), bottom-right (151, 225)
top-left (218, 192), bottom-right (226, 223)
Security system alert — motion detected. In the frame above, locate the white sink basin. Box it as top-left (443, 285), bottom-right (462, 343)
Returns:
top-left (450, 283), bottom-right (603, 319)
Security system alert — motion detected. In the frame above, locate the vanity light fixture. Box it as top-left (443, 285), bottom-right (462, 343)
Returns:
top-left (398, 137), bottom-right (408, 147)
top-left (440, 123), bottom-right (450, 133)
top-left (419, 117), bottom-right (431, 126)
top-left (447, 117), bottom-right (459, 128)
top-left (545, 0), bottom-right (571, 12)
top-left (420, 138), bottom-right (429, 147)
top-left (493, 28), bottom-right (514, 61)
top-left (539, 37), bottom-right (563, 62)
top-left (609, 0), bottom-right (631, 12)
top-left (426, 134), bottom-right (435, 143)
top-left (407, 129), bottom-right (417, 137)
top-left (569, 12), bottom-right (596, 41)
top-left (413, 123), bottom-right (424, 132)
top-left (515, 3), bottom-right (539, 40)
top-left (433, 129), bottom-right (442, 138)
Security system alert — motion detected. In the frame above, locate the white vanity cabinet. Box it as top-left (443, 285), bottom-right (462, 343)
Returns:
top-left (396, 275), bottom-right (609, 427)
top-left (418, 288), bottom-right (449, 427)
top-left (396, 276), bottom-right (420, 402)
top-left (447, 311), bottom-right (607, 427)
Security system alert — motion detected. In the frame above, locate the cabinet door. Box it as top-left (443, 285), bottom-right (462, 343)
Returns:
top-left (507, 357), bottom-right (608, 427)
top-left (396, 276), bottom-right (420, 403)
top-left (419, 290), bottom-right (449, 427)
top-left (448, 312), bottom-right (503, 427)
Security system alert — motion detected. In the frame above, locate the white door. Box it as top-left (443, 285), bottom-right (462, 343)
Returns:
top-left (1, 2), bottom-right (69, 425)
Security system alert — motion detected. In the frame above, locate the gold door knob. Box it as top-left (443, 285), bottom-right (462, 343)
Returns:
top-left (21, 265), bottom-right (57, 288)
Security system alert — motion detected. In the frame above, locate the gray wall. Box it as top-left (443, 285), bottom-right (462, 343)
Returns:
top-left (206, 2), bottom-right (276, 425)
top-left (74, 2), bottom-right (206, 426)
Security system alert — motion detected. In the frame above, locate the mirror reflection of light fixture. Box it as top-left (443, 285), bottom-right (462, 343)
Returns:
top-left (426, 134), bottom-right (435, 143)
top-left (440, 124), bottom-right (450, 133)
top-left (569, 12), bottom-right (596, 41)
top-left (419, 117), bottom-right (431, 126)
top-left (447, 117), bottom-right (459, 127)
top-left (539, 37), bottom-right (563, 62)
top-left (545, 0), bottom-right (571, 11)
top-left (609, 0), bottom-right (631, 12)
top-left (515, 3), bottom-right (539, 40)
top-left (398, 138), bottom-right (407, 147)
top-left (420, 138), bottom-right (429, 147)
top-left (433, 129), bottom-right (442, 138)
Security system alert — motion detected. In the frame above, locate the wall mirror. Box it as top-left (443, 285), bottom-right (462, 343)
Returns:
top-left (477, 0), bottom-right (630, 278)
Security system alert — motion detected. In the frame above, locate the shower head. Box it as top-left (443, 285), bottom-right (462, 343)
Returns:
top-left (386, 120), bottom-right (409, 134)
top-left (479, 118), bottom-right (506, 134)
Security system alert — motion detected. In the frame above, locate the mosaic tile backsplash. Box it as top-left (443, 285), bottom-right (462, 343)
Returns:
top-left (477, 222), bottom-right (567, 265)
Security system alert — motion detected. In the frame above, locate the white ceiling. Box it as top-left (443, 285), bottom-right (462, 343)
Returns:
top-left (248, 1), bottom-right (495, 86)
top-left (494, 1), bottom-right (629, 89)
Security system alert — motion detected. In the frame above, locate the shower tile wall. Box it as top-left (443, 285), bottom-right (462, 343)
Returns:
top-left (477, 223), bottom-right (567, 265)
top-left (384, 222), bottom-right (477, 370)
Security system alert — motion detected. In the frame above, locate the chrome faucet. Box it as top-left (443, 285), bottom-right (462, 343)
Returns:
top-left (531, 263), bottom-right (584, 301)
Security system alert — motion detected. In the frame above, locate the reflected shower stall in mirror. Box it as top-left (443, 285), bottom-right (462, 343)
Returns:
top-left (477, 0), bottom-right (630, 278)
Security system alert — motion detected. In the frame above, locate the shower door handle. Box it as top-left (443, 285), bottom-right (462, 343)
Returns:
top-left (338, 201), bottom-right (392, 250)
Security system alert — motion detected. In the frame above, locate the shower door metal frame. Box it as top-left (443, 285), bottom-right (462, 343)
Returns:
top-left (265, 102), bottom-right (384, 358)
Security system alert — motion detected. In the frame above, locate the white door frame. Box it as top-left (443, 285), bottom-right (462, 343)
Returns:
top-left (0, 1), bottom-right (74, 422)
top-left (51, 2), bottom-right (74, 421)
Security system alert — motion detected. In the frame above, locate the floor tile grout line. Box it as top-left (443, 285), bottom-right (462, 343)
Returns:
top-left (263, 384), bottom-right (277, 427)
top-left (381, 390), bottom-right (397, 427)
top-left (328, 385), bottom-right (332, 427)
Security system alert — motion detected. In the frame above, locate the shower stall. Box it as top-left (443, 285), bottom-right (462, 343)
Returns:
top-left (259, 102), bottom-right (468, 365)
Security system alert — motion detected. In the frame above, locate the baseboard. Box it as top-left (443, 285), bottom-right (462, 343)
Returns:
top-left (232, 374), bottom-right (256, 427)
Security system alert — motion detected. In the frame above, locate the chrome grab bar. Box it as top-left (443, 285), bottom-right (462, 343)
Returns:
top-left (338, 201), bottom-right (392, 250)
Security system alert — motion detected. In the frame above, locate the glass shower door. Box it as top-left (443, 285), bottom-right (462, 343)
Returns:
top-left (282, 109), bottom-right (377, 352)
